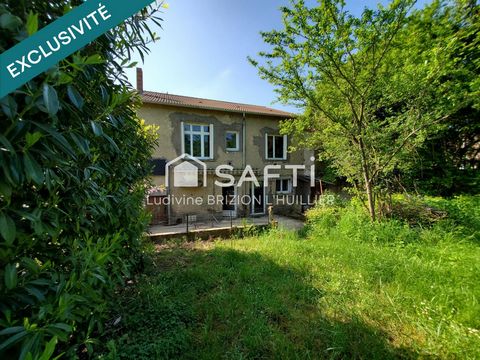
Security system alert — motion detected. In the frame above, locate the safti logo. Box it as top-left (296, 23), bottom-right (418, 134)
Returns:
top-left (165, 154), bottom-right (207, 188)
top-left (165, 154), bottom-right (317, 189)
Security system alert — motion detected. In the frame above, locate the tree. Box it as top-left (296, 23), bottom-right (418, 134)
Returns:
top-left (249, 0), bottom-right (463, 220)
top-left (0, 1), bottom-right (163, 358)
top-left (397, 0), bottom-right (480, 196)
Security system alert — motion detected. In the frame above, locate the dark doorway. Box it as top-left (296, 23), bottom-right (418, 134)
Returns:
top-left (252, 182), bottom-right (265, 215)
top-left (222, 186), bottom-right (236, 217)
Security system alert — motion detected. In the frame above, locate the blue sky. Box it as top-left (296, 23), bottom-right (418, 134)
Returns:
top-left (126, 0), bottom-right (430, 113)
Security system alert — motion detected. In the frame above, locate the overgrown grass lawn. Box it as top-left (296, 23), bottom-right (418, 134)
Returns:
top-left (101, 208), bottom-right (480, 359)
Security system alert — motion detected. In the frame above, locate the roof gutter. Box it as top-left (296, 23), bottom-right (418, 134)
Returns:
top-left (141, 99), bottom-right (295, 119)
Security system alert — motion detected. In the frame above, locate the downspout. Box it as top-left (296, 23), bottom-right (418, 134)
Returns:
top-left (166, 172), bottom-right (172, 225)
top-left (242, 112), bottom-right (246, 168)
top-left (242, 112), bottom-right (247, 216)
top-left (167, 187), bottom-right (172, 225)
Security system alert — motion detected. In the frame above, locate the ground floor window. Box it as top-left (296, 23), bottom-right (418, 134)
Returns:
top-left (276, 178), bottom-right (291, 194)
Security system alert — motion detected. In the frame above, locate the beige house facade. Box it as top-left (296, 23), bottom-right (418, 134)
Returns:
top-left (137, 69), bottom-right (316, 224)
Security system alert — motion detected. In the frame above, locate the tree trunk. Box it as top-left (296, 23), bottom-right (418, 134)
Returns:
top-left (364, 177), bottom-right (376, 222)
top-left (359, 138), bottom-right (376, 221)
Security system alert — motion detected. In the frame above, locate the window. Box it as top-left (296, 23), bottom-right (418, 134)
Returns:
top-left (225, 131), bottom-right (239, 151)
top-left (182, 123), bottom-right (213, 159)
top-left (276, 178), bottom-right (291, 194)
top-left (265, 134), bottom-right (287, 160)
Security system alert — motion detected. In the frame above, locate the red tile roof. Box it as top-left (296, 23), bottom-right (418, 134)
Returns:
top-left (141, 91), bottom-right (294, 118)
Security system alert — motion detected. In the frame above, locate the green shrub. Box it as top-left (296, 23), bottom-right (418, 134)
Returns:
top-left (305, 195), bottom-right (479, 246)
top-left (425, 195), bottom-right (480, 241)
top-left (304, 192), bottom-right (350, 232)
top-left (389, 195), bottom-right (448, 226)
top-left (0, 1), bottom-right (161, 359)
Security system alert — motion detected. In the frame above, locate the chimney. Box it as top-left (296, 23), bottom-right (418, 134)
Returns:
top-left (136, 67), bottom-right (143, 94)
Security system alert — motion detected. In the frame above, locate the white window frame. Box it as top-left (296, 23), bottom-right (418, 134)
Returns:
top-left (181, 122), bottom-right (214, 160)
top-left (265, 134), bottom-right (287, 160)
top-left (225, 131), bottom-right (240, 152)
top-left (275, 178), bottom-right (292, 194)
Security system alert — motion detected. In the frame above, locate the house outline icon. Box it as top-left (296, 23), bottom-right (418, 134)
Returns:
top-left (165, 154), bottom-right (207, 188)
top-left (174, 161), bottom-right (199, 187)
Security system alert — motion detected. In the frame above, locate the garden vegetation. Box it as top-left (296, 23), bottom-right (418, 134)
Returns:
top-left (1, 0), bottom-right (479, 359)
top-left (250, 0), bottom-right (480, 219)
top-left (97, 195), bottom-right (480, 359)
top-left (0, 1), bottom-right (162, 358)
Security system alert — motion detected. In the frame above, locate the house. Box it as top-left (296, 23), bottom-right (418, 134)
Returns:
top-left (137, 68), bottom-right (317, 224)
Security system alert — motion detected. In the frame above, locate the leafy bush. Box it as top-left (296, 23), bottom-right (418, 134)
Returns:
top-left (388, 195), bottom-right (448, 226)
top-left (303, 193), bottom-right (348, 235)
top-left (386, 194), bottom-right (479, 241)
top-left (305, 195), bottom-right (479, 246)
top-left (0, 1), bottom-right (161, 358)
top-left (424, 195), bottom-right (480, 241)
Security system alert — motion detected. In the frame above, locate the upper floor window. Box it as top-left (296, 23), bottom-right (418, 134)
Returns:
top-left (265, 134), bottom-right (287, 160)
top-left (225, 131), bottom-right (239, 151)
top-left (181, 123), bottom-right (213, 159)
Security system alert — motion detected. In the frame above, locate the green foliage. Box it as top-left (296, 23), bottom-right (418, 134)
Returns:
top-left (423, 195), bottom-right (480, 240)
top-left (250, 0), bottom-right (480, 217)
top-left (99, 197), bottom-right (480, 358)
top-left (0, 1), bottom-right (162, 358)
top-left (385, 195), bottom-right (448, 227)
top-left (306, 193), bottom-right (480, 243)
top-left (388, 1), bottom-right (480, 196)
